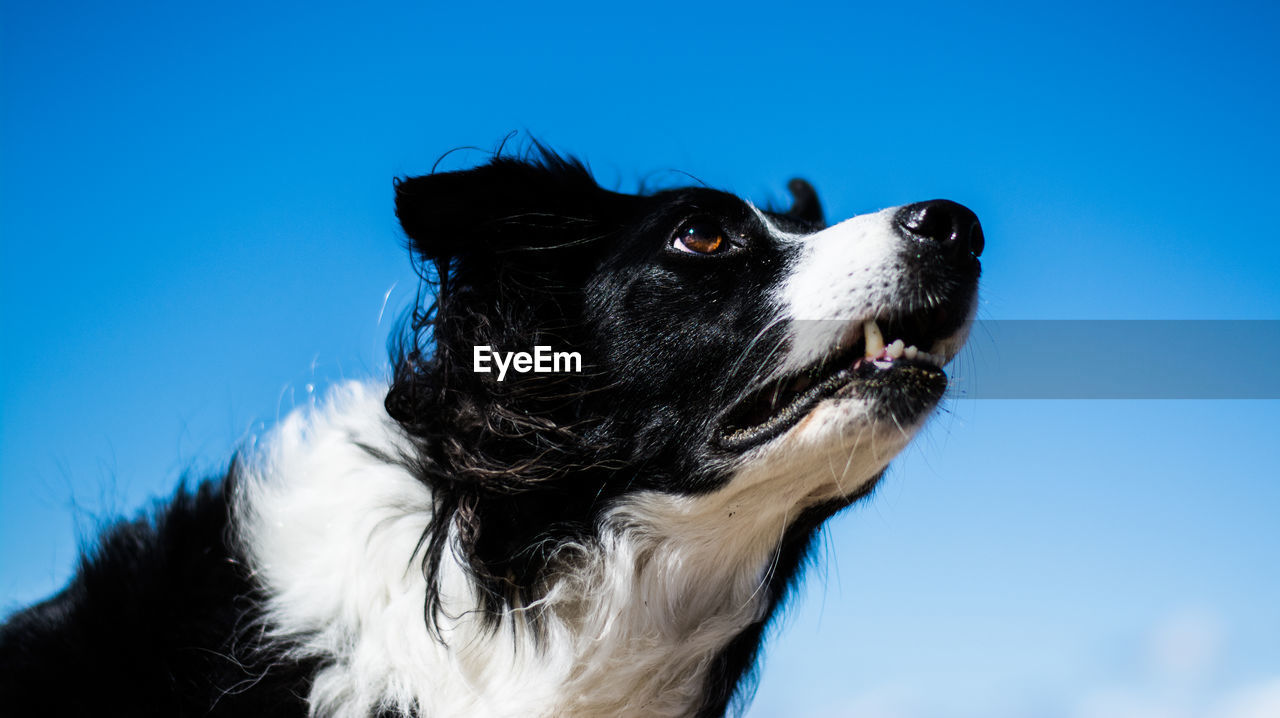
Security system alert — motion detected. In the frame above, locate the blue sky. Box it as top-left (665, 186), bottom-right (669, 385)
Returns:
top-left (2, 1), bottom-right (1277, 716)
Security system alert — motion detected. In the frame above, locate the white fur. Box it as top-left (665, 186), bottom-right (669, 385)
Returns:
top-left (231, 208), bottom-right (969, 716)
top-left (774, 207), bottom-right (920, 373)
top-left (759, 205), bottom-right (976, 455)
top-left (231, 384), bottom-right (772, 716)
top-left (234, 368), bottom-right (905, 718)
top-left (762, 206), bottom-right (973, 376)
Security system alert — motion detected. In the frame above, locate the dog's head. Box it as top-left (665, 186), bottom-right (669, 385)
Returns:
top-left (386, 148), bottom-right (981, 614)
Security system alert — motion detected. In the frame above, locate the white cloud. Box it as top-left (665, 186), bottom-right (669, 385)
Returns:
top-left (761, 607), bottom-right (1275, 718)
top-left (1068, 608), bottom-right (1278, 718)
top-left (1211, 678), bottom-right (1280, 718)
top-left (1148, 609), bottom-right (1226, 685)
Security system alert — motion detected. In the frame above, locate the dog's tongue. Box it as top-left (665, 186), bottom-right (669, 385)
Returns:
top-left (853, 354), bottom-right (894, 371)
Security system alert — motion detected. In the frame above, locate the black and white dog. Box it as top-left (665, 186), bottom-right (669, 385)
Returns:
top-left (0, 148), bottom-right (982, 717)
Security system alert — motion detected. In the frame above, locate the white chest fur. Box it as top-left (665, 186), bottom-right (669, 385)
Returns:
top-left (233, 382), bottom-right (824, 718)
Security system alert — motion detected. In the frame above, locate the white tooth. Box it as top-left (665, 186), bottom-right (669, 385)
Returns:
top-left (904, 345), bottom-right (919, 360)
top-left (864, 319), bottom-right (884, 357)
top-left (887, 339), bottom-right (904, 359)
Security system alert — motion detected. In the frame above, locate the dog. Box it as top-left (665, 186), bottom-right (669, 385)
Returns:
top-left (0, 148), bottom-right (983, 717)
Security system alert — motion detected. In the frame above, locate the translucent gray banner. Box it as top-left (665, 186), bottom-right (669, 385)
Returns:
top-left (785, 320), bottom-right (1280, 399)
top-left (951, 320), bottom-right (1280, 399)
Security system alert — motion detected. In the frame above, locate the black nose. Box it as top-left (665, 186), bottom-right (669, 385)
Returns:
top-left (894, 200), bottom-right (984, 259)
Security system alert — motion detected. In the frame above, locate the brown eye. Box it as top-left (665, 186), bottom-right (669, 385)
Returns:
top-left (673, 222), bottom-right (726, 254)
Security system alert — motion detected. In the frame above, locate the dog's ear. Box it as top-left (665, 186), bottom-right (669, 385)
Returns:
top-left (395, 154), bottom-right (623, 260)
top-left (785, 178), bottom-right (825, 227)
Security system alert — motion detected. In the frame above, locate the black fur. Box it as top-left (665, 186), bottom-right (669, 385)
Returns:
top-left (1, 145), bottom-right (973, 716)
top-left (0, 473), bottom-right (315, 715)
top-left (386, 148), bottom-right (826, 628)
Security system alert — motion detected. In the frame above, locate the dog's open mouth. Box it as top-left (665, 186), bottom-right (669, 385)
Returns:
top-left (717, 305), bottom-right (966, 450)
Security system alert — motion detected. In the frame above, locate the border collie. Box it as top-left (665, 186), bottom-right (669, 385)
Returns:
top-left (0, 148), bottom-right (983, 717)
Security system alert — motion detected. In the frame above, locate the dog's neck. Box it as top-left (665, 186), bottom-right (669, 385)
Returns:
top-left (235, 381), bottom-right (821, 718)
top-left (546, 486), bottom-right (808, 717)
